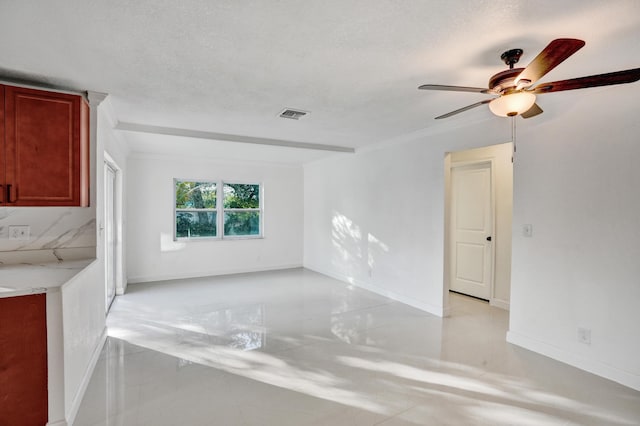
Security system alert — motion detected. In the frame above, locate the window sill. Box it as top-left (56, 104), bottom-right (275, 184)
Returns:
top-left (174, 236), bottom-right (264, 242)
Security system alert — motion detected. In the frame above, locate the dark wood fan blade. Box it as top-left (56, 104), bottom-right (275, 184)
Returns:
top-left (529, 68), bottom-right (640, 94)
top-left (516, 38), bottom-right (585, 85)
top-left (418, 84), bottom-right (491, 94)
top-left (435, 99), bottom-right (493, 119)
top-left (521, 103), bottom-right (543, 119)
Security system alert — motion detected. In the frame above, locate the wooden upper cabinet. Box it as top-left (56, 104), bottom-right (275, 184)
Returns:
top-left (2, 85), bottom-right (89, 206)
top-left (0, 85), bottom-right (4, 204)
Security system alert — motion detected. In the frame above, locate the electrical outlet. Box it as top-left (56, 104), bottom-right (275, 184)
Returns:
top-left (9, 225), bottom-right (30, 240)
top-left (523, 224), bottom-right (533, 237)
top-left (578, 327), bottom-right (591, 345)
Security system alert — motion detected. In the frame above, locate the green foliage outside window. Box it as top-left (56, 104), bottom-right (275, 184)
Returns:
top-left (176, 181), bottom-right (217, 209)
top-left (223, 183), bottom-right (259, 208)
top-left (175, 181), bottom-right (217, 238)
top-left (176, 211), bottom-right (216, 238)
top-left (223, 184), bottom-right (260, 236)
top-left (224, 211), bottom-right (260, 236)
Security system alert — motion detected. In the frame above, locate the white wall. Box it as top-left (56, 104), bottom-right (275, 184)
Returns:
top-left (304, 119), bottom-right (512, 316)
top-left (126, 155), bottom-right (303, 283)
top-left (304, 85), bottom-right (640, 391)
top-left (507, 86), bottom-right (640, 391)
top-left (446, 143), bottom-right (513, 309)
top-left (61, 261), bottom-right (104, 422)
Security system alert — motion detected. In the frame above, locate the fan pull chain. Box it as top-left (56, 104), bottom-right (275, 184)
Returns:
top-left (511, 116), bottom-right (517, 163)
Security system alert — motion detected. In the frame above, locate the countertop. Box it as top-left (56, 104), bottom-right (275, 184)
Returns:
top-left (0, 258), bottom-right (96, 298)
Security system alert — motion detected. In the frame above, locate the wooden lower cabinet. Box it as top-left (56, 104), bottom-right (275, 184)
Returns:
top-left (0, 294), bottom-right (48, 426)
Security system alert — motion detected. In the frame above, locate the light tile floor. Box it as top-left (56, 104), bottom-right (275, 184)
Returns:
top-left (75, 268), bottom-right (640, 425)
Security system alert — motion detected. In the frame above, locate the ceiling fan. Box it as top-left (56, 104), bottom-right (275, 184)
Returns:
top-left (418, 38), bottom-right (640, 119)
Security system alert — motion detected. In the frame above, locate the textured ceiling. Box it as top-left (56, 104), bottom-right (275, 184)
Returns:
top-left (1, 0), bottom-right (639, 162)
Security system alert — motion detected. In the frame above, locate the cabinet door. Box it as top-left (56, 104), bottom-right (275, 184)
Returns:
top-left (4, 85), bottom-right (89, 206)
top-left (0, 294), bottom-right (48, 426)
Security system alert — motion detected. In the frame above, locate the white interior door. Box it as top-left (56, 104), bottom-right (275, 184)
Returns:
top-left (104, 162), bottom-right (117, 312)
top-left (450, 162), bottom-right (493, 300)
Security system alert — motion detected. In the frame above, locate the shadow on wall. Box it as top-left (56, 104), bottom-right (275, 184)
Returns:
top-left (330, 211), bottom-right (389, 284)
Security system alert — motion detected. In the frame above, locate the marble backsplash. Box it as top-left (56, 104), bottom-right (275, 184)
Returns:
top-left (0, 207), bottom-right (96, 264)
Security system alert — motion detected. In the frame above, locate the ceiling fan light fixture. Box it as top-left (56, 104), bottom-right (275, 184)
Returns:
top-left (489, 91), bottom-right (536, 117)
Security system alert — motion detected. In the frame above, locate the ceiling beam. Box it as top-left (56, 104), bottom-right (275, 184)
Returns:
top-left (115, 122), bottom-right (355, 153)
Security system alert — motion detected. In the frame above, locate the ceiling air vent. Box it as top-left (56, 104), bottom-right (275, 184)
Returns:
top-left (279, 108), bottom-right (308, 120)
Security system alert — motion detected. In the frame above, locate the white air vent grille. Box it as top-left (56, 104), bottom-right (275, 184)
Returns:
top-left (279, 108), bottom-right (308, 120)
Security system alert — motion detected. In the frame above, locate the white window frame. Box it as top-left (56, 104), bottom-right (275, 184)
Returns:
top-left (174, 179), bottom-right (263, 241)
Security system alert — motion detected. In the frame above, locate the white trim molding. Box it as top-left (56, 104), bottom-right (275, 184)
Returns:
top-left (127, 264), bottom-right (303, 285)
top-left (304, 264), bottom-right (445, 317)
top-left (507, 330), bottom-right (640, 392)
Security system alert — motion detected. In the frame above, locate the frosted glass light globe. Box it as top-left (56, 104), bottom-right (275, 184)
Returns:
top-left (489, 92), bottom-right (536, 117)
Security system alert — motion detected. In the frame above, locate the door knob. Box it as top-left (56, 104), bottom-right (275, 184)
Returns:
top-left (486, 236), bottom-right (492, 241)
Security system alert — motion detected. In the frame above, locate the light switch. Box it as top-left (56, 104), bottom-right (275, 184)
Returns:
top-left (523, 224), bottom-right (533, 237)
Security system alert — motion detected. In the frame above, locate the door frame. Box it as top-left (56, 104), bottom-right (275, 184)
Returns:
top-left (444, 156), bottom-right (497, 314)
top-left (103, 153), bottom-right (124, 309)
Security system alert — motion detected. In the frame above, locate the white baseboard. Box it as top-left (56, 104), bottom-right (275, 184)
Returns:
top-left (506, 330), bottom-right (640, 392)
top-left (127, 263), bottom-right (303, 284)
top-left (490, 298), bottom-right (510, 311)
top-left (47, 420), bottom-right (68, 426)
top-left (66, 328), bottom-right (108, 426)
top-left (442, 305), bottom-right (452, 318)
top-left (304, 264), bottom-right (444, 317)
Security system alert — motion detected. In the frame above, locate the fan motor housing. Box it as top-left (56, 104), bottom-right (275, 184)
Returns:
top-left (488, 67), bottom-right (525, 93)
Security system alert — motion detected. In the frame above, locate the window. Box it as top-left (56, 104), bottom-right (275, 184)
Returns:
top-left (174, 180), bottom-right (262, 240)
top-left (175, 181), bottom-right (217, 238)
top-left (223, 183), bottom-right (261, 236)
